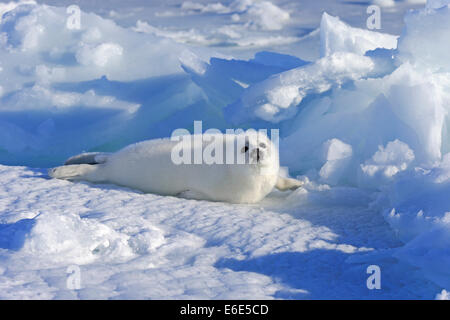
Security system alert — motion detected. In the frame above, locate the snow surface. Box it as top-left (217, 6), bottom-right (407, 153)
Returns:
top-left (1, 0), bottom-right (450, 299)
top-left (0, 165), bottom-right (440, 299)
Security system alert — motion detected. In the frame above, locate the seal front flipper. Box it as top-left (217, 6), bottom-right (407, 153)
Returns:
top-left (64, 152), bottom-right (111, 165)
top-left (275, 176), bottom-right (303, 191)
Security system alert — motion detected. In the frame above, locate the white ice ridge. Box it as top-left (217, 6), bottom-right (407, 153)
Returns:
top-left (227, 52), bottom-right (375, 123)
top-left (320, 12), bottom-right (398, 57)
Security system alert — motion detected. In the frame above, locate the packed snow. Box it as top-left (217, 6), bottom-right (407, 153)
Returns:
top-left (0, 0), bottom-right (449, 299)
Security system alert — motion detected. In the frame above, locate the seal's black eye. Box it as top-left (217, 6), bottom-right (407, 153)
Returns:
top-left (259, 142), bottom-right (266, 148)
top-left (241, 146), bottom-right (249, 153)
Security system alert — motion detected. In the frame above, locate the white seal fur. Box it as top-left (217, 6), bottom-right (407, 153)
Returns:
top-left (49, 132), bottom-right (302, 203)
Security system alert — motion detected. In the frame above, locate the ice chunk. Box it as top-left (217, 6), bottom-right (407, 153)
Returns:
top-left (0, 3), bottom-right (187, 85)
top-left (361, 140), bottom-right (415, 179)
top-left (376, 154), bottom-right (450, 290)
top-left (250, 51), bottom-right (309, 70)
top-left (76, 42), bottom-right (124, 67)
top-left (387, 84), bottom-right (445, 164)
top-left (243, 1), bottom-right (290, 31)
top-left (319, 139), bottom-right (353, 185)
top-left (179, 50), bottom-right (208, 76)
top-left (283, 58), bottom-right (448, 177)
top-left (226, 52), bottom-right (375, 123)
top-left (320, 12), bottom-right (398, 57)
top-left (322, 139), bottom-right (353, 161)
top-left (397, 3), bottom-right (450, 71)
top-left (436, 289), bottom-right (450, 300)
top-left (0, 3), bottom-right (227, 166)
top-left (181, 52), bottom-right (300, 108)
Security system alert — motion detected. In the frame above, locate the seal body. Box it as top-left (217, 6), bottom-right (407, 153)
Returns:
top-left (49, 132), bottom-right (288, 203)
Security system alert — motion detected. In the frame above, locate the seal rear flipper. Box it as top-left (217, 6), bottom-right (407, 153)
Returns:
top-left (275, 176), bottom-right (303, 191)
top-left (49, 164), bottom-right (105, 182)
top-left (64, 152), bottom-right (111, 165)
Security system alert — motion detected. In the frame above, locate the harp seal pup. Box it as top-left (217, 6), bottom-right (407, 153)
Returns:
top-left (49, 132), bottom-right (302, 203)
